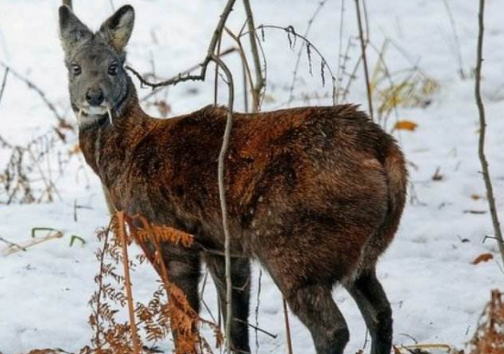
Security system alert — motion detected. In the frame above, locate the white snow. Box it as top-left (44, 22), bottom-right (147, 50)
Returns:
top-left (0, 0), bottom-right (503, 353)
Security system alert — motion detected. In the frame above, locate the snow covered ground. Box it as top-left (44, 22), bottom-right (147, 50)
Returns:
top-left (0, 0), bottom-right (503, 353)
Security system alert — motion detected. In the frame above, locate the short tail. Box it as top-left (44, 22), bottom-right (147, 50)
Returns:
top-left (381, 140), bottom-right (408, 246)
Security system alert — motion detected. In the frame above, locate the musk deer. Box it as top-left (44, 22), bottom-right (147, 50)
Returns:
top-left (59, 5), bottom-right (407, 354)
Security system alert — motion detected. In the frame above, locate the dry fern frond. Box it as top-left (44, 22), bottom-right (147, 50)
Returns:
top-left (127, 214), bottom-right (194, 248)
top-left (470, 290), bottom-right (504, 354)
top-left (82, 213), bottom-right (219, 354)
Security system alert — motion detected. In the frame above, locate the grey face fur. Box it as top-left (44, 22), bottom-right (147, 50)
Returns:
top-left (59, 5), bottom-right (135, 127)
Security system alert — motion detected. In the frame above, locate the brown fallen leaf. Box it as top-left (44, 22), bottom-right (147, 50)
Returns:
top-left (432, 167), bottom-right (443, 181)
top-left (393, 120), bottom-right (418, 131)
top-left (472, 253), bottom-right (494, 265)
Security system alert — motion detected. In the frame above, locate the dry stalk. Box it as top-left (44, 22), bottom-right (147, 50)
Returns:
top-left (1, 230), bottom-right (63, 257)
top-left (242, 0), bottom-right (264, 112)
top-left (117, 212), bottom-right (141, 354)
top-left (335, 0), bottom-right (348, 104)
top-left (0, 67), bottom-right (9, 108)
top-left (214, 34), bottom-right (223, 107)
top-left (442, 0), bottom-right (465, 79)
top-left (224, 27), bottom-right (255, 107)
top-left (283, 299), bottom-right (294, 354)
top-left (354, 0), bottom-right (374, 121)
top-left (475, 0), bottom-right (504, 265)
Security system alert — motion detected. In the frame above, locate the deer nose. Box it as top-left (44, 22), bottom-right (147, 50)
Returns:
top-left (85, 88), bottom-right (105, 106)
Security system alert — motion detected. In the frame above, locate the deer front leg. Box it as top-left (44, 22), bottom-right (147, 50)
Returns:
top-left (161, 245), bottom-right (201, 352)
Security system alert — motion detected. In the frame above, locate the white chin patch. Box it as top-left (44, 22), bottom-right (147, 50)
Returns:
top-left (77, 106), bottom-right (108, 128)
top-left (85, 106), bottom-right (107, 115)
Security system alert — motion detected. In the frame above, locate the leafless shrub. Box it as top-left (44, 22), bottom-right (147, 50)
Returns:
top-left (0, 126), bottom-right (79, 204)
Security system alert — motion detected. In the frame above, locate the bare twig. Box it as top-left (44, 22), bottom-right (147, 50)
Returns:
top-left (255, 268), bottom-right (262, 354)
top-left (0, 67), bottom-right (9, 109)
top-left (212, 54), bottom-right (235, 354)
top-left (283, 299), bottom-right (294, 354)
top-left (224, 27), bottom-right (255, 104)
top-left (0, 235), bottom-right (27, 252)
top-left (442, 0), bottom-right (465, 79)
top-left (1, 230), bottom-right (63, 257)
top-left (214, 34), bottom-right (223, 107)
top-left (127, 0), bottom-right (237, 91)
top-left (475, 0), bottom-right (504, 265)
top-left (243, 0), bottom-right (264, 112)
top-left (233, 318), bottom-right (277, 339)
top-left (287, 0), bottom-right (329, 106)
top-left (251, 24), bottom-right (336, 104)
top-left (335, 0), bottom-right (348, 104)
top-left (138, 47), bottom-right (237, 102)
top-left (354, 0), bottom-right (374, 121)
top-left (0, 61), bottom-right (66, 125)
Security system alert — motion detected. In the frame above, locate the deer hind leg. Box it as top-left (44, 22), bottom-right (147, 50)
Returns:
top-left (346, 269), bottom-right (393, 354)
top-left (205, 254), bottom-right (251, 354)
top-left (283, 284), bottom-right (349, 354)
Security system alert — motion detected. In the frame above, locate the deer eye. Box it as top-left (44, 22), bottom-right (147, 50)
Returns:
top-left (108, 64), bottom-right (119, 76)
top-left (71, 64), bottom-right (81, 76)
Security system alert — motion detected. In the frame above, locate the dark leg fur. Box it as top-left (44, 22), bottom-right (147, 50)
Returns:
top-left (346, 270), bottom-right (393, 354)
top-left (161, 245), bottom-right (201, 349)
top-left (205, 255), bottom-right (251, 354)
top-left (284, 285), bottom-right (349, 354)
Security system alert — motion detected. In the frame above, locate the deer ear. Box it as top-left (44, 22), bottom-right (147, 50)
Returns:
top-left (59, 6), bottom-right (92, 58)
top-left (99, 5), bottom-right (135, 53)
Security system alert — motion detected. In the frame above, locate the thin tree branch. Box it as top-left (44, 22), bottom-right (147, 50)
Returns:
top-left (283, 299), bottom-right (294, 354)
top-left (138, 47), bottom-right (237, 103)
top-left (354, 0), bottom-right (374, 121)
top-left (475, 0), bottom-right (504, 264)
top-left (233, 318), bottom-right (277, 339)
top-left (0, 61), bottom-right (66, 125)
top-left (212, 53), bottom-right (235, 354)
top-left (0, 68), bottom-right (9, 109)
top-left (127, 0), bottom-right (237, 91)
top-left (242, 0), bottom-right (264, 112)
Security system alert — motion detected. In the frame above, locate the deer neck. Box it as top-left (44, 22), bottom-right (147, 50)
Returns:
top-left (78, 77), bottom-right (155, 188)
